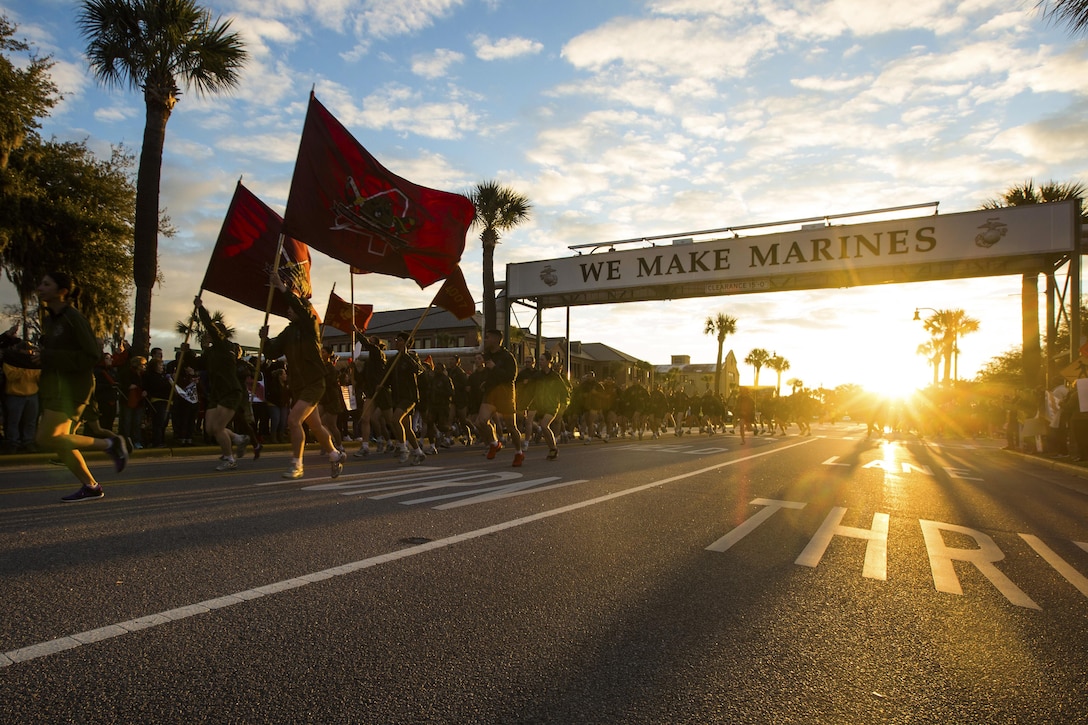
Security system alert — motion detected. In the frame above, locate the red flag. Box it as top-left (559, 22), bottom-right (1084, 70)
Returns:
top-left (282, 93), bottom-right (474, 289)
top-left (202, 182), bottom-right (313, 318)
top-left (324, 291), bottom-right (374, 334)
top-left (432, 266), bottom-right (475, 320)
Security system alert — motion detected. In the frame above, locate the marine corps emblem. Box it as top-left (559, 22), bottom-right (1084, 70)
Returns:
top-left (975, 217), bottom-right (1008, 248)
top-left (540, 265), bottom-right (559, 287)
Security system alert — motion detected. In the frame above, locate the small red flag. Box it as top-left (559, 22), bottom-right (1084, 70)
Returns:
top-left (282, 93), bottom-right (474, 289)
top-left (432, 266), bottom-right (475, 320)
top-left (202, 182), bottom-right (312, 318)
top-left (324, 291), bottom-right (374, 334)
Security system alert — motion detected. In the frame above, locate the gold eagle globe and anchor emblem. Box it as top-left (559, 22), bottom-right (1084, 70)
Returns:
top-left (540, 265), bottom-right (559, 287)
top-left (975, 217), bottom-right (1008, 248)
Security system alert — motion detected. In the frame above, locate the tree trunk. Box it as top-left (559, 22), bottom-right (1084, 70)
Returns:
top-left (715, 339), bottom-right (724, 394)
top-left (482, 235), bottom-right (497, 333)
top-left (131, 98), bottom-right (171, 356)
top-left (942, 336), bottom-right (953, 384)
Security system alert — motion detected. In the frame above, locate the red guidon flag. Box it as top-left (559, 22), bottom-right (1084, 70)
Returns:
top-left (324, 291), bottom-right (374, 334)
top-left (282, 93), bottom-right (474, 289)
top-left (431, 266), bottom-right (475, 320)
top-left (202, 181), bottom-right (313, 318)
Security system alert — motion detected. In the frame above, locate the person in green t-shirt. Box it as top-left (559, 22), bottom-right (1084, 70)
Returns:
top-left (34, 272), bottom-right (128, 502)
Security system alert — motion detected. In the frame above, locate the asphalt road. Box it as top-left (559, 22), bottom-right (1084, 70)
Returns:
top-left (2, 425), bottom-right (1087, 723)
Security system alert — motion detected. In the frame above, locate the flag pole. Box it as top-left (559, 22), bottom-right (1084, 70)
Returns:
top-left (321, 282), bottom-right (336, 343)
top-left (162, 297), bottom-right (201, 426)
top-left (253, 233), bottom-right (288, 401)
top-left (367, 295), bottom-right (438, 402)
top-left (350, 269), bottom-right (356, 358)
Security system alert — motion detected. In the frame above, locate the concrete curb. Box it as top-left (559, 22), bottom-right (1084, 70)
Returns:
top-left (1001, 448), bottom-right (1088, 488)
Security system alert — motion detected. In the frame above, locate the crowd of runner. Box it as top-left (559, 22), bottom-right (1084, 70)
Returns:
top-left (8, 272), bottom-right (825, 502)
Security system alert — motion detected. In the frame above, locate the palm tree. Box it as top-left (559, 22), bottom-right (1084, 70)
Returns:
top-left (79, 0), bottom-right (247, 355)
top-left (982, 179), bottom-right (1087, 210)
top-left (745, 348), bottom-right (770, 386)
top-left (921, 309), bottom-right (980, 383)
top-left (786, 377), bottom-right (804, 394)
top-left (703, 312), bottom-right (737, 395)
top-left (916, 339), bottom-right (941, 387)
top-left (468, 180), bottom-right (531, 332)
top-left (1038, 0), bottom-right (1088, 35)
top-left (768, 354), bottom-right (790, 395)
top-left (175, 310), bottom-right (232, 342)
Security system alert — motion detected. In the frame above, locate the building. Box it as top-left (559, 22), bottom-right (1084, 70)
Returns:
top-left (654, 352), bottom-right (739, 399)
top-left (320, 307), bottom-right (484, 357)
top-left (320, 307), bottom-right (654, 388)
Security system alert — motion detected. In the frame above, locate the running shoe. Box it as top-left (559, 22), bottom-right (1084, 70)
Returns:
top-left (282, 466), bottom-right (304, 480)
top-left (486, 440), bottom-right (503, 460)
top-left (546, 448), bottom-right (558, 460)
top-left (353, 445), bottom-right (370, 459)
top-left (61, 485), bottom-right (104, 502)
top-left (331, 450), bottom-right (345, 479)
top-left (233, 435), bottom-right (249, 460)
top-left (215, 456), bottom-right (237, 471)
top-left (512, 451), bottom-right (525, 467)
top-left (410, 450), bottom-right (426, 466)
top-left (424, 444), bottom-right (438, 455)
top-left (106, 435), bottom-right (128, 473)
top-left (252, 439), bottom-right (263, 460)
top-left (397, 448), bottom-right (410, 465)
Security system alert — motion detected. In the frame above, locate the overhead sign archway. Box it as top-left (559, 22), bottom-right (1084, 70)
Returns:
top-left (504, 200), bottom-right (1082, 388)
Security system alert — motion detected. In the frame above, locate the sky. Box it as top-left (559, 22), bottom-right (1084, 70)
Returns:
top-left (2, 0), bottom-right (1087, 397)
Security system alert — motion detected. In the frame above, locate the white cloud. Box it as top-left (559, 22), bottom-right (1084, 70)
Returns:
top-left (411, 49), bottom-right (465, 79)
top-left (227, 0), bottom-right (354, 31)
top-left (562, 15), bottom-right (774, 80)
top-left (791, 74), bottom-right (873, 93)
top-left (378, 149), bottom-right (473, 191)
top-left (322, 82), bottom-right (481, 140)
top-left (991, 109), bottom-right (1088, 164)
top-left (216, 132), bottom-right (302, 164)
top-left (231, 15), bottom-right (301, 59)
top-left (472, 34), bottom-right (544, 61)
top-left (352, 0), bottom-right (466, 40)
top-left (91, 103), bottom-right (136, 124)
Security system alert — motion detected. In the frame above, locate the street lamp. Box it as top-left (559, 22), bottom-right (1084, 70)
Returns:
top-left (913, 307), bottom-right (939, 321)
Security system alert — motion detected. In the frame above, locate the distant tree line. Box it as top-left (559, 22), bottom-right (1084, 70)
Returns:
top-left (0, 16), bottom-right (134, 342)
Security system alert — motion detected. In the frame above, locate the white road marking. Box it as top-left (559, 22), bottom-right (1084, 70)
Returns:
top-left (1, 438), bottom-right (818, 668)
top-left (796, 507), bottom-right (889, 581)
top-left (1020, 535), bottom-right (1088, 598)
top-left (920, 519), bottom-right (1040, 610)
top-left (705, 499), bottom-right (806, 552)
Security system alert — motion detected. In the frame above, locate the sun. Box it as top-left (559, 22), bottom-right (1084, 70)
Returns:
top-left (817, 320), bottom-right (936, 400)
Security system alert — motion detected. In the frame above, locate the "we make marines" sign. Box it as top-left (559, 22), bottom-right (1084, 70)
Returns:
top-left (506, 201), bottom-right (1078, 307)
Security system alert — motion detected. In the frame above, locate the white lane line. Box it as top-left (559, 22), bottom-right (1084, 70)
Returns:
top-left (1, 437), bottom-right (817, 668)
